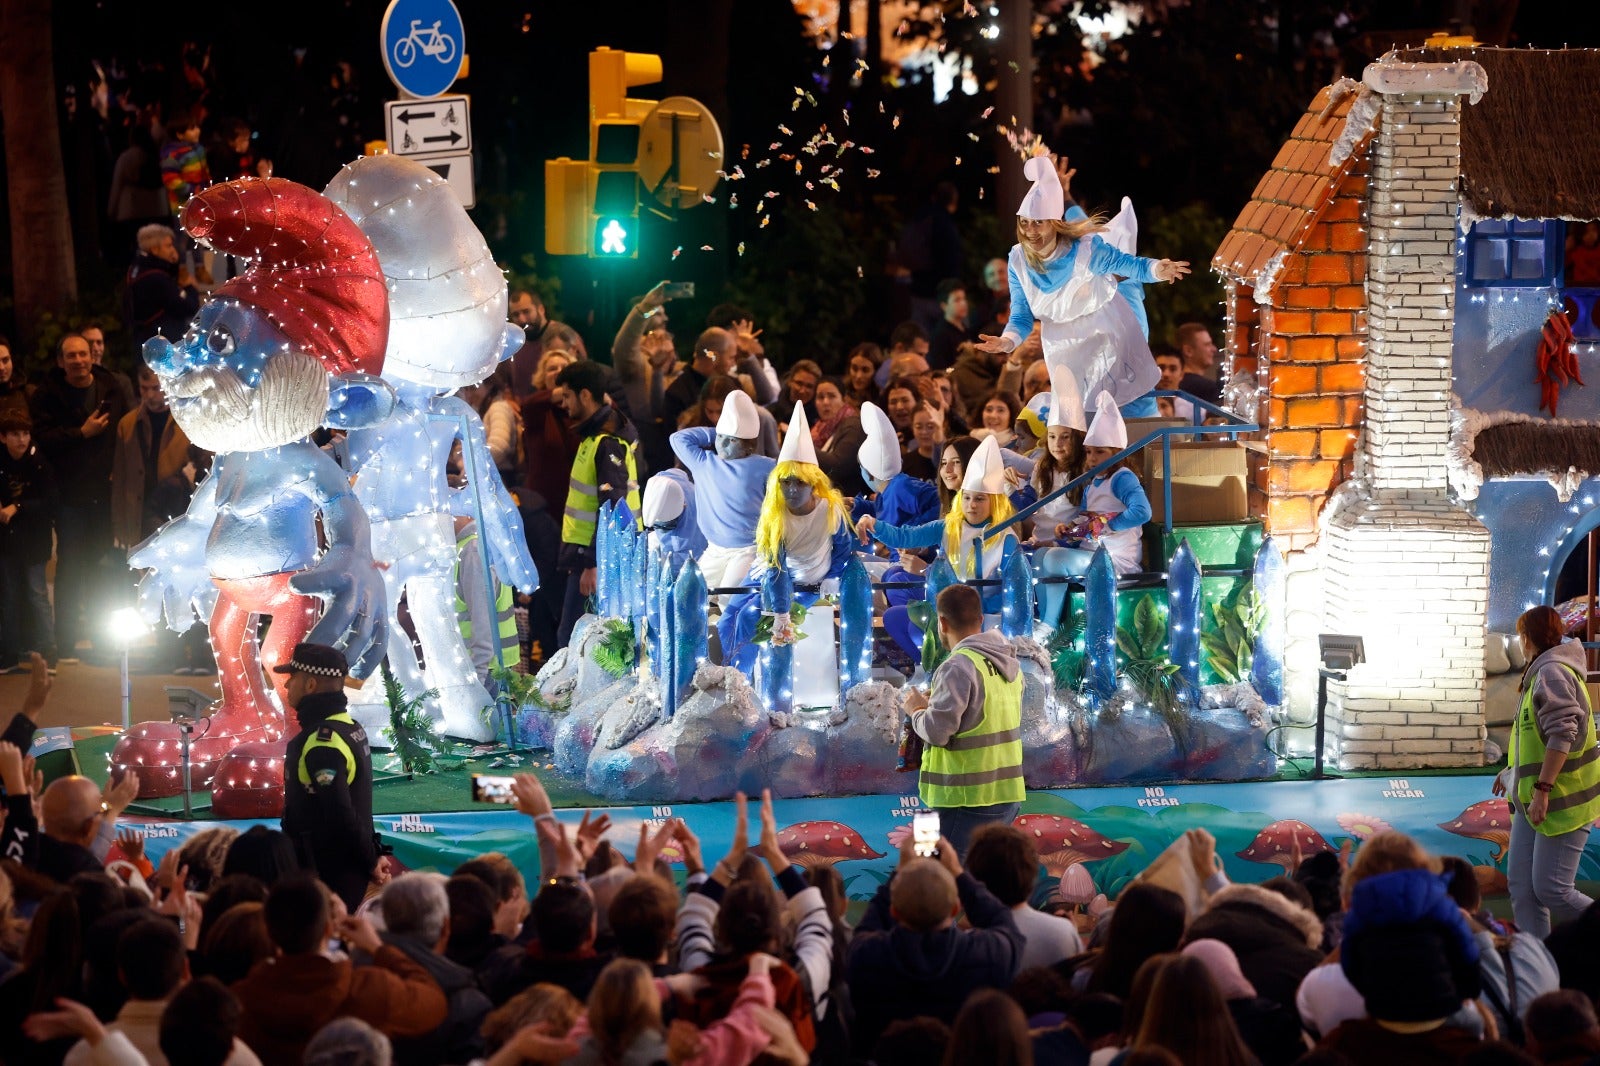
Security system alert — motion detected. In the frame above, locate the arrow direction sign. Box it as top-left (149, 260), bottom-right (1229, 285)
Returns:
top-left (416, 152), bottom-right (475, 209)
top-left (385, 94), bottom-right (471, 157)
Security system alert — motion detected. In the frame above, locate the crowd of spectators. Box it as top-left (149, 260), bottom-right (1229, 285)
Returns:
top-left (1, 663), bottom-right (1597, 1066)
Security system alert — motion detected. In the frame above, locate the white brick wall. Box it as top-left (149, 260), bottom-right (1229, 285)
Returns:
top-left (1314, 64), bottom-right (1490, 770)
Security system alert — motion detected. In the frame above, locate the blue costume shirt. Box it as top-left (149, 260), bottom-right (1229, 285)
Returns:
top-left (669, 427), bottom-right (776, 550)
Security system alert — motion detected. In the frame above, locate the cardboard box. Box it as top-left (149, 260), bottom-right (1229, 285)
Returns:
top-left (1146, 441), bottom-right (1249, 525)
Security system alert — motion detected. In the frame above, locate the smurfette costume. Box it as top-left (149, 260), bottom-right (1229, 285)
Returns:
top-left (716, 405), bottom-right (853, 674)
top-left (871, 436), bottom-right (1019, 658)
top-left (1001, 155), bottom-right (1163, 417)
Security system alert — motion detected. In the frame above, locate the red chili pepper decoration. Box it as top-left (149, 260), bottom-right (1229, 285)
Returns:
top-left (1537, 306), bottom-right (1582, 417)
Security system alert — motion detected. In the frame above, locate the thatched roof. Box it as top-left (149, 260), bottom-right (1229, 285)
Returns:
top-left (1398, 47), bottom-right (1600, 220)
top-left (1472, 420), bottom-right (1600, 480)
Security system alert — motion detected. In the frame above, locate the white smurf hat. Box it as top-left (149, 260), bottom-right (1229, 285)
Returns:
top-left (641, 473), bottom-right (686, 527)
top-left (1046, 364), bottom-right (1086, 431)
top-left (962, 435), bottom-right (1007, 495)
top-left (1083, 391), bottom-right (1128, 449)
top-left (777, 401), bottom-right (819, 465)
top-left (1017, 153), bottom-right (1064, 221)
top-left (715, 388), bottom-right (760, 439)
top-left (859, 401), bottom-right (902, 481)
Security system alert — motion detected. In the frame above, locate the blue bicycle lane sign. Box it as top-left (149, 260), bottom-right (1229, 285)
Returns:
top-left (381, 0), bottom-right (465, 99)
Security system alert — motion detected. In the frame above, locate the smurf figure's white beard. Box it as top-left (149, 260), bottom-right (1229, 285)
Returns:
top-left (165, 352), bottom-right (330, 453)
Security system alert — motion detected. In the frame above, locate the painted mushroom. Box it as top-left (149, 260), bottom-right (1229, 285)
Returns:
top-left (776, 821), bottom-right (887, 870)
top-left (1235, 819), bottom-right (1334, 872)
top-left (1013, 814), bottom-right (1131, 880)
top-left (1058, 863), bottom-right (1097, 905)
top-left (1437, 799), bottom-right (1512, 864)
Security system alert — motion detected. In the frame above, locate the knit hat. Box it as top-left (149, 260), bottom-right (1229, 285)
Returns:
top-left (1181, 939), bottom-right (1256, 1001)
top-left (1017, 152), bottom-right (1064, 221)
top-left (181, 177), bottom-right (388, 377)
top-left (1082, 391), bottom-right (1128, 449)
top-left (1339, 867), bottom-right (1482, 1023)
top-left (962, 435), bottom-right (1007, 495)
top-left (1047, 363), bottom-right (1087, 431)
top-left (716, 388), bottom-right (760, 440)
top-left (641, 473), bottom-right (686, 528)
top-left (777, 402), bottom-right (819, 465)
top-left (859, 401), bottom-right (901, 481)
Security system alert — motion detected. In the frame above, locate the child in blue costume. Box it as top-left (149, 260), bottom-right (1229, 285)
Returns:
top-left (974, 151), bottom-right (1190, 420)
top-left (1028, 365), bottom-right (1091, 630)
top-left (669, 389), bottom-right (774, 595)
top-left (640, 469), bottom-right (707, 572)
top-left (717, 404), bottom-right (854, 674)
top-left (1045, 392), bottom-right (1152, 582)
top-left (861, 436), bottom-right (1020, 659)
top-left (852, 401), bottom-right (942, 613)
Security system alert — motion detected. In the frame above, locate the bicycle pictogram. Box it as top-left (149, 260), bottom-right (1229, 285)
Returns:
top-left (392, 19), bottom-right (457, 69)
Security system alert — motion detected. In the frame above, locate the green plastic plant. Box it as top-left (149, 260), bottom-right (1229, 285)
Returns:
top-left (1200, 588), bottom-right (1266, 684)
top-left (1048, 613), bottom-right (1088, 691)
top-left (593, 619), bottom-right (639, 678)
top-left (1114, 597), bottom-right (1191, 752)
top-left (906, 600), bottom-right (948, 675)
top-left (752, 602), bottom-right (809, 646)
top-left (380, 661), bottom-right (458, 774)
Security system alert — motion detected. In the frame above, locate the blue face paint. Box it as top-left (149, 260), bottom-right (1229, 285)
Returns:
top-left (860, 466), bottom-right (888, 493)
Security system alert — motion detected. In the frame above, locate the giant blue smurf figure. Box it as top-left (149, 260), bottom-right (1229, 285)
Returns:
top-left (322, 154), bottom-right (536, 742)
top-left (113, 177), bottom-right (395, 801)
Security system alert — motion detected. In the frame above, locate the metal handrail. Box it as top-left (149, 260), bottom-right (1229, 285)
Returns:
top-left (986, 389), bottom-right (1257, 541)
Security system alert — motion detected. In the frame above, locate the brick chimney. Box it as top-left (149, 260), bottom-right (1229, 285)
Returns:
top-left (1320, 57), bottom-right (1492, 770)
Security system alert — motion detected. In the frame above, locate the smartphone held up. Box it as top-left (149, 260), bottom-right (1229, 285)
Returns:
top-left (913, 811), bottom-right (940, 858)
top-left (471, 774), bottom-right (516, 804)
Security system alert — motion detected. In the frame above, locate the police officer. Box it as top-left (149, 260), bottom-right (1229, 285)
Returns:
top-left (277, 642), bottom-right (378, 910)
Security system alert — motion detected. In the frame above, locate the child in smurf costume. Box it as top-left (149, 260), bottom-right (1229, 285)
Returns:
top-left (976, 151), bottom-right (1190, 418)
top-left (865, 435), bottom-right (1021, 659)
top-left (716, 404), bottom-right (854, 674)
top-left (640, 468), bottom-right (706, 572)
top-left (1053, 392), bottom-right (1152, 578)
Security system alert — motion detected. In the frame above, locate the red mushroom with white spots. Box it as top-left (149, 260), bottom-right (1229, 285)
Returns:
top-left (1013, 814), bottom-right (1131, 882)
top-left (1438, 799), bottom-right (1512, 864)
top-left (776, 821), bottom-right (886, 870)
top-left (1235, 819), bottom-right (1334, 872)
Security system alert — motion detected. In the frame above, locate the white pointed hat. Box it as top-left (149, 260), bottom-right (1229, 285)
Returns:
top-left (715, 388), bottom-right (760, 439)
top-left (777, 401), bottom-right (819, 465)
top-left (1017, 152), bottom-right (1064, 221)
top-left (1046, 364), bottom-right (1086, 431)
top-left (962, 435), bottom-right (1007, 495)
top-left (1083, 391), bottom-right (1128, 449)
top-left (858, 401), bottom-right (902, 481)
top-left (641, 473), bottom-right (686, 527)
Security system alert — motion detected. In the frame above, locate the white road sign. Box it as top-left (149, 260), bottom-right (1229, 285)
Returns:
top-left (416, 152), bottom-right (475, 209)
top-left (386, 95), bottom-right (471, 157)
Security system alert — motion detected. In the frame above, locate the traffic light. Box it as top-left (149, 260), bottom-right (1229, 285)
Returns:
top-left (542, 47), bottom-right (663, 258)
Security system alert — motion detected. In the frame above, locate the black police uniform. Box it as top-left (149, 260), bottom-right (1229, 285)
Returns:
top-left (282, 688), bottom-right (377, 910)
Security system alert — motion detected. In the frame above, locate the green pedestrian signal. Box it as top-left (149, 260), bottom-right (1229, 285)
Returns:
top-left (594, 217), bottom-right (634, 258)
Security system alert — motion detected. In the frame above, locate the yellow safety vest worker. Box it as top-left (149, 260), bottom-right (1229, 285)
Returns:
top-left (919, 646), bottom-right (1025, 808)
top-left (456, 529), bottom-right (521, 668)
top-left (562, 433), bottom-right (641, 547)
top-left (1514, 661), bottom-right (1600, 837)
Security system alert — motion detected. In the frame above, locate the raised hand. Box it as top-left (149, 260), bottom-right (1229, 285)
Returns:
top-left (975, 334), bottom-right (1013, 355)
top-left (671, 818), bottom-right (705, 875)
top-left (511, 773), bottom-right (554, 819)
top-left (115, 828), bottom-right (146, 866)
top-left (757, 789), bottom-right (789, 872)
top-left (104, 770), bottom-right (140, 818)
top-left (21, 653), bottom-right (52, 717)
top-left (713, 791), bottom-right (750, 884)
top-left (573, 810), bottom-right (613, 865)
top-left (634, 819), bottom-right (677, 874)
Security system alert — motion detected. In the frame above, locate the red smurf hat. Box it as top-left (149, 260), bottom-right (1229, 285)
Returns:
top-left (181, 177), bottom-right (389, 377)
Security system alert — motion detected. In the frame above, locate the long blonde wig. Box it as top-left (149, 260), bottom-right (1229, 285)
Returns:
top-left (1016, 214), bottom-right (1107, 273)
top-left (943, 490), bottom-right (1015, 576)
top-left (755, 460), bottom-right (850, 568)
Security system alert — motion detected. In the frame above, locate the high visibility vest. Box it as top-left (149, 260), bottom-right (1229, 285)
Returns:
top-left (919, 647), bottom-right (1025, 809)
top-left (561, 433), bottom-right (641, 547)
top-left (456, 529), bottom-right (521, 668)
top-left (1513, 662), bottom-right (1600, 837)
top-left (297, 711), bottom-right (359, 788)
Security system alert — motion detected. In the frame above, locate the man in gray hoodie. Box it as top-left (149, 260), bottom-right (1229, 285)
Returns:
top-left (903, 584), bottom-right (1025, 859)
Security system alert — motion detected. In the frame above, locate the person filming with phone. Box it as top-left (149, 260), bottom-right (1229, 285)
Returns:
top-left (901, 583), bottom-right (1025, 860)
top-left (278, 641), bottom-right (379, 910)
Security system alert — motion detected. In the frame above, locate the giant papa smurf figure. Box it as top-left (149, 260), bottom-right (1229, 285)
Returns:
top-left (975, 151), bottom-right (1190, 416)
top-left (717, 404), bottom-right (853, 673)
top-left (322, 154), bottom-right (536, 741)
top-left (114, 177), bottom-right (394, 797)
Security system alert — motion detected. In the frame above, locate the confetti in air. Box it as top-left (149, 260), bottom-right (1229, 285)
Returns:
top-left (671, 246), bottom-right (682, 260)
